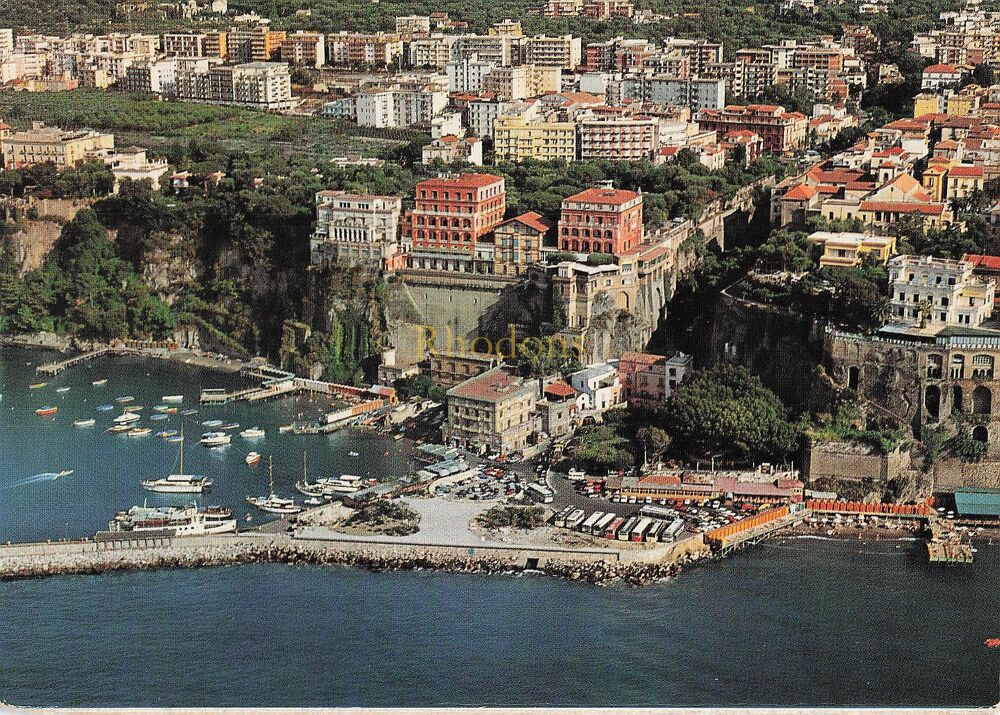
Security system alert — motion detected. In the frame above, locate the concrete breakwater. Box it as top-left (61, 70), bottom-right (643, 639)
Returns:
top-left (0, 534), bottom-right (709, 587)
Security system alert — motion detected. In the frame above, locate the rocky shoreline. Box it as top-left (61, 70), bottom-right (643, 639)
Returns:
top-left (0, 537), bottom-right (713, 587)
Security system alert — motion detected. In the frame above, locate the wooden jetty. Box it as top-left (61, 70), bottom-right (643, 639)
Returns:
top-left (36, 348), bottom-right (112, 376)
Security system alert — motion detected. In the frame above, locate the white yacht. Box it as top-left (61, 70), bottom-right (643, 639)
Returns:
top-left (113, 412), bottom-right (141, 425)
top-left (240, 427), bottom-right (265, 439)
top-left (200, 432), bottom-right (231, 447)
top-left (246, 457), bottom-right (304, 515)
top-left (142, 430), bottom-right (212, 494)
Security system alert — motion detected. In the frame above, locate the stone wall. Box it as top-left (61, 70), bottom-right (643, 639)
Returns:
top-left (803, 441), bottom-right (911, 483)
top-left (932, 458), bottom-right (1000, 490)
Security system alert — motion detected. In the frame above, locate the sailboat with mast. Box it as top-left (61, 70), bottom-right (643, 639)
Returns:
top-left (294, 452), bottom-right (324, 498)
top-left (246, 456), bottom-right (303, 514)
top-left (141, 426), bottom-right (213, 494)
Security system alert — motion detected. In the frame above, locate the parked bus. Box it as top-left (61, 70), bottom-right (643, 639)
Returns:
top-left (526, 482), bottom-right (555, 504)
top-left (564, 509), bottom-right (586, 530)
top-left (640, 505), bottom-right (675, 520)
top-left (618, 516), bottom-right (639, 541)
top-left (646, 520), bottom-right (665, 543)
top-left (661, 518), bottom-right (686, 542)
top-left (630, 518), bottom-right (652, 542)
top-left (553, 506), bottom-right (574, 528)
top-left (593, 512), bottom-right (616, 536)
top-left (605, 516), bottom-right (625, 539)
top-left (580, 511), bottom-right (604, 534)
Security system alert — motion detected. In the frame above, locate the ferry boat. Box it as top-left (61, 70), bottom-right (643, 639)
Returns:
top-left (246, 457), bottom-right (303, 515)
top-left (73, 418), bottom-right (96, 427)
top-left (35, 406), bottom-right (58, 417)
top-left (116, 396), bottom-right (135, 404)
top-left (245, 451), bottom-right (262, 466)
top-left (200, 431), bottom-right (231, 447)
top-left (162, 395), bottom-right (184, 403)
top-left (112, 412), bottom-right (141, 425)
top-left (129, 427), bottom-right (152, 437)
top-left (92, 379), bottom-right (108, 386)
top-left (142, 429), bottom-right (212, 494)
top-left (108, 503), bottom-right (236, 536)
top-left (240, 427), bottom-right (265, 439)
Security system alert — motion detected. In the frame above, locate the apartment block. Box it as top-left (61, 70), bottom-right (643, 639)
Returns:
top-left (280, 31), bottom-right (326, 68)
top-left (558, 187), bottom-right (643, 256)
top-left (522, 34), bottom-right (582, 69)
top-left (326, 32), bottom-right (403, 67)
top-left (695, 104), bottom-right (808, 153)
top-left (578, 115), bottom-right (658, 162)
top-left (493, 114), bottom-right (576, 162)
top-left (175, 61), bottom-right (292, 110)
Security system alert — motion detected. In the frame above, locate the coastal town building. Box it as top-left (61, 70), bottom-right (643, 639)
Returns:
top-left (174, 61), bottom-right (292, 110)
top-left (888, 255), bottom-right (996, 328)
top-left (444, 366), bottom-right (540, 454)
top-left (105, 146), bottom-right (170, 191)
top-left (279, 31), bottom-right (326, 68)
top-left (421, 135), bottom-right (484, 166)
top-left (578, 115), bottom-right (658, 162)
top-left (558, 187), bottom-right (643, 256)
top-left (425, 350), bottom-right (502, 388)
top-left (492, 114), bottom-right (576, 162)
top-left (1, 123), bottom-right (115, 169)
top-left (618, 351), bottom-right (691, 407)
top-left (310, 190), bottom-right (403, 269)
top-left (493, 211), bottom-right (553, 275)
top-left (695, 104), bottom-right (808, 153)
top-left (569, 362), bottom-right (622, 412)
top-left (807, 231), bottom-right (896, 268)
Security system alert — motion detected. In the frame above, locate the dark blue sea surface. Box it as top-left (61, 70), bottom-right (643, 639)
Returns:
top-left (0, 348), bottom-right (998, 707)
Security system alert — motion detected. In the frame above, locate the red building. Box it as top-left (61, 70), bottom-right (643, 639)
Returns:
top-left (406, 173), bottom-right (506, 254)
top-left (558, 187), bottom-right (643, 256)
top-left (694, 104), bottom-right (808, 153)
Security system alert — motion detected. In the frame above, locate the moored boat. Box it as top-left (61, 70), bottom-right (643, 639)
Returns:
top-left (201, 419), bottom-right (223, 428)
top-left (200, 431), bottom-right (231, 447)
top-left (35, 406), bottom-right (58, 417)
top-left (55, 386), bottom-right (71, 393)
top-left (181, 409), bottom-right (198, 417)
top-left (97, 404), bottom-right (114, 411)
top-left (246, 456), bottom-right (304, 514)
top-left (73, 418), bottom-right (96, 428)
top-left (112, 412), bottom-right (141, 425)
top-left (108, 424), bottom-right (132, 433)
top-left (92, 379), bottom-right (108, 386)
top-left (246, 451), bottom-right (262, 466)
top-left (240, 427), bottom-right (265, 439)
top-left (162, 395), bottom-right (184, 403)
top-left (29, 382), bottom-right (47, 390)
top-left (156, 429), bottom-right (179, 439)
top-left (129, 427), bottom-right (152, 437)
top-left (150, 413), bottom-right (169, 421)
top-left (109, 503), bottom-right (236, 536)
top-left (115, 396), bottom-right (135, 404)
top-left (220, 422), bottom-right (240, 431)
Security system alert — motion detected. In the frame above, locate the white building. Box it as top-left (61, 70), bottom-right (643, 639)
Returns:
top-left (355, 86), bottom-right (447, 128)
top-left (446, 55), bottom-right (495, 93)
top-left (310, 190), bottom-right (403, 267)
top-left (123, 58), bottom-right (177, 95)
top-left (569, 362), bottom-right (621, 413)
top-left (888, 254), bottom-right (996, 328)
top-left (105, 147), bottom-right (170, 192)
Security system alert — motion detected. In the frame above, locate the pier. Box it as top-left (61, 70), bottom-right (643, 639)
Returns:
top-left (925, 518), bottom-right (975, 565)
top-left (705, 506), bottom-right (810, 556)
top-left (36, 348), bottom-right (111, 376)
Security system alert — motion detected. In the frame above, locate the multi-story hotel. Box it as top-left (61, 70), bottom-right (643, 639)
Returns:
top-left (889, 255), bottom-right (996, 328)
top-left (493, 211), bottom-right (553, 275)
top-left (163, 32), bottom-right (227, 58)
top-left (444, 366), bottom-right (540, 454)
top-left (493, 114), bottom-right (576, 162)
top-left (578, 115), bottom-right (658, 162)
top-left (406, 173), bottom-right (506, 257)
top-left (695, 104), bottom-right (808, 153)
top-left (2, 123), bottom-right (115, 169)
top-left (558, 187), bottom-right (643, 256)
top-left (310, 191), bottom-right (403, 268)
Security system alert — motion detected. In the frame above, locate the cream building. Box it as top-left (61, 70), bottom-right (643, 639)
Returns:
top-left (2, 123), bottom-right (114, 169)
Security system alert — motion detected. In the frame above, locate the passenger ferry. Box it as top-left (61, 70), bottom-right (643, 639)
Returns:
top-left (109, 504), bottom-right (236, 536)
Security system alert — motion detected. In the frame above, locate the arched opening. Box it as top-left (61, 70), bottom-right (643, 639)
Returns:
top-left (925, 385), bottom-right (940, 422)
top-left (848, 366), bottom-right (859, 391)
top-left (951, 354), bottom-right (966, 379)
top-left (973, 386), bottom-right (992, 415)
top-left (927, 354), bottom-right (943, 379)
top-left (973, 354), bottom-right (995, 379)
top-left (973, 425), bottom-right (989, 443)
top-left (952, 385), bottom-right (963, 414)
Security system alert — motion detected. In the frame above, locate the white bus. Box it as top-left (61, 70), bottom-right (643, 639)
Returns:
top-left (646, 520), bottom-right (665, 543)
top-left (526, 482), bottom-right (555, 504)
top-left (593, 512), bottom-right (616, 536)
top-left (553, 506), bottom-right (574, 528)
top-left (564, 509), bottom-right (586, 530)
top-left (661, 518), bottom-right (686, 542)
top-left (630, 518), bottom-right (652, 542)
top-left (640, 505), bottom-right (675, 520)
top-left (580, 511), bottom-right (604, 534)
top-left (618, 516), bottom-right (639, 541)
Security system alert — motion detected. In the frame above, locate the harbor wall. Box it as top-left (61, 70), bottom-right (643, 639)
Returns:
top-left (0, 531), bottom-right (709, 586)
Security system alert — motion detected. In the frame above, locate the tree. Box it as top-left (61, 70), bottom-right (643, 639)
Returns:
top-left (658, 365), bottom-right (797, 461)
top-left (636, 426), bottom-right (671, 464)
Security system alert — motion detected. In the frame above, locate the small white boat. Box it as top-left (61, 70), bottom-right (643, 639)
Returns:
top-left (129, 427), bottom-right (152, 437)
top-left (92, 379), bottom-right (108, 386)
top-left (181, 409), bottom-right (198, 417)
top-left (165, 435), bottom-right (184, 443)
top-left (162, 395), bottom-right (184, 403)
top-left (116, 396), bottom-right (135, 404)
top-left (97, 404), bottom-right (114, 412)
top-left (304, 497), bottom-right (323, 507)
top-left (73, 418), bottom-right (96, 428)
top-left (150, 413), bottom-right (169, 422)
top-left (55, 387), bottom-right (71, 393)
top-left (157, 429), bottom-right (179, 438)
top-left (56, 469), bottom-right (74, 478)
top-left (108, 424), bottom-right (132, 434)
top-left (220, 423), bottom-right (240, 431)
top-left (112, 412), bottom-right (141, 425)
top-left (348, 451), bottom-right (360, 457)
top-left (246, 451), bottom-right (262, 466)
top-left (200, 432), bottom-right (231, 447)
top-left (278, 424), bottom-right (293, 434)
top-left (202, 420), bottom-right (223, 428)
top-left (240, 427), bottom-right (265, 439)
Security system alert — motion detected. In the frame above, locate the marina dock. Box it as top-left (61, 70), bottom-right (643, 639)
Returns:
top-left (36, 348), bottom-right (111, 376)
top-left (704, 506), bottom-right (809, 555)
top-left (926, 518), bottom-right (975, 565)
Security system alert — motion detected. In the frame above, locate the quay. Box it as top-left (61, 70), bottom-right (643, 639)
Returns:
top-left (36, 347), bottom-right (111, 376)
top-left (704, 506), bottom-right (809, 556)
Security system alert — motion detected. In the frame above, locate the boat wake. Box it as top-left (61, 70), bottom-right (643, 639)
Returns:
top-left (2, 473), bottom-right (61, 490)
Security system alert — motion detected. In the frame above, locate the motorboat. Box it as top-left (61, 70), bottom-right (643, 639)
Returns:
top-left (181, 409), bottom-right (198, 417)
top-left (113, 412), bottom-right (141, 425)
top-left (246, 457), bottom-right (304, 515)
top-left (150, 413), bottom-right (169, 422)
top-left (200, 432), bottom-right (231, 447)
top-left (97, 404), bottom-right (114, 411)
top-left (56, 469), bottom-right (74, 478)
top-left (165, 435), bottom-right (184, 444)
top-left (29, 382), bottom-right (47, 390)
top-left (240, 427), bottom-right (265, 439)
top-left (304, 497), bottom-right (323, 507)
top-left (92, 379), bottom-right (108, 386)
top-left (115, 396), bottom-right (135, 404)
top-left (162, 395), bottom-right (184, 403)
top-left (348, 451), bottom-right (360, 457)
top-left (73, 418), bottom-right (96, 428)
top-left (108, 424), bottom-right (132, 434)
top-left (201, 420), bottom-right (223, 428)
top-left (129, 427), bottom-right (152, 437)
top-left (55, 387), bottom-right (71, 393)
top-left (220, 423), bottom-right (240, 431)
top-left (157, 429), bottom-right (179, 438)
top-left (35, 406), bottom-right (58, 417)
top-left (246, 451), bottom-right (262, 466)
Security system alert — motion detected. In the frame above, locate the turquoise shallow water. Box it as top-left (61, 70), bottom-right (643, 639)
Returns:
top-left (0, 347), bottom-right (998, 707)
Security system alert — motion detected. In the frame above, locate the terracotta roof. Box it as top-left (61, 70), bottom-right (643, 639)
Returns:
top-left (447, 367), bottom-right (534, 402)
top-left (935, 139), bottom-right (959, 149)
top-left (637, 474), bottom-right (683, 487)
top-left (949, 165), bottom-right (983, 178)
top-left (418, 173), bottom-right (504, 190)
top-left (564, 187), bottom-right (641, 206)
top-left (544, 380), bottom-right (578, 399)
top-left (859, 201), bottom-right (945, 215)
top-left (503, 211), bottom-right (552, 234)
top-left (924, 63), bottom-right (960, 73)
top-left (782, 184), bottom-right (818, 201)
top-left (620, 352), bottom-right (666, 365)
top-left (964, 253), bottom-right (1000, 270)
